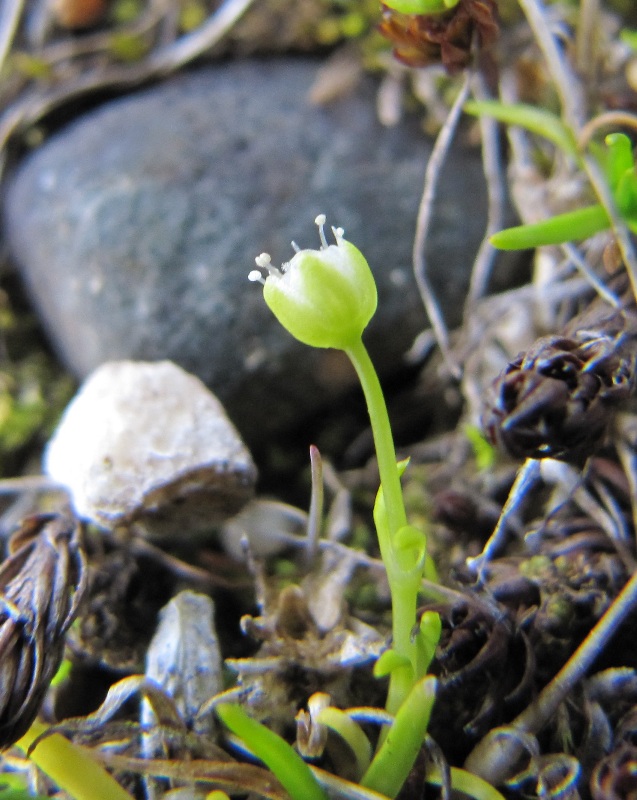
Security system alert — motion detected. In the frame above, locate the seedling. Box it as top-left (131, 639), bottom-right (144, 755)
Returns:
top-left (243, 216), bottom-right (502, 800)
top-left (249, 215), bottom-right (431, 714)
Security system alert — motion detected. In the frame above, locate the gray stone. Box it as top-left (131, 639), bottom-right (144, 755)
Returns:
top-left (44, 360), bottom-right (257, 534)
top-left (2, 59), bottom-right (489, 446)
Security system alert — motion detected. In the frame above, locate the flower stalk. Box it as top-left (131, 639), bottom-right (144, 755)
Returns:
top-left (251, 217), bottom-right (434, 714)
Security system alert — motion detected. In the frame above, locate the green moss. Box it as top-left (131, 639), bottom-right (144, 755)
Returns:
top-left (0, 290), bottom-right (75, 477)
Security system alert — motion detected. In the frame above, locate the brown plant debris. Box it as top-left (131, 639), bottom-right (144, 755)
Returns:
top-left (483, 272), bottom-right (637, 463)
top-left (378, 0), bottom-right (498, 72)
top-left (0, 513), bottom-right (87, 748)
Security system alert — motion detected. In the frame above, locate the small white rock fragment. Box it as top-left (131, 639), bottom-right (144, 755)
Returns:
top-left (44, 360), bottom-right (257, 533)
top-left (142, 590), bottom-right (223, 737)
top-left (220, 499), bottom-right (308, 561)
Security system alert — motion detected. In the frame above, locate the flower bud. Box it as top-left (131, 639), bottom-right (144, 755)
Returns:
top-left (249, 215), bottom-right (377, 350)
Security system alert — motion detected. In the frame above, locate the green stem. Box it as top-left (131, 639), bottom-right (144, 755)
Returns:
top-left (345, 339), bottom-right (407, 538)
top-left (346, 338), bottom-right (416, 713)
top-left (384, 573), bottom-right (420, 714)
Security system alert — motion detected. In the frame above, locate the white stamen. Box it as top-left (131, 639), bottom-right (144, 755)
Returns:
top-left (253, 252), bottom-right (284, 279)
top-left (291, 241), bottom-right (301, 253)
top-left (332, 226), bottom-right (345, 240)
top-left (315, 214), bottom-right (328, 249)
top-left (248, 270), bottom-right (266, 285)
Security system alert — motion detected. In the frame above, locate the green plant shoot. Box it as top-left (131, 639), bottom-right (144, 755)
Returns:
top-left (216, 704), bottom-right (328, 800)
top-left (249, 215), bottom-right (435, 716)
top-left (464, 99), bottom-right (637, 249)
top-left (360, 676), bottom-right (437, 797)
top-left (380, 0), bottom-right (459, 15)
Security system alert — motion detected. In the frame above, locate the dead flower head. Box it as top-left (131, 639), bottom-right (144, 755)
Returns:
top-left (0, 514), bottom-right (87, 748)
top-left (378, 0), bottom-right (499, 73)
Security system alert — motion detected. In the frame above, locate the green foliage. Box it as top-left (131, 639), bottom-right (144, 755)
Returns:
top-left (216, 704), bottom-right (328, 800)
top-left (315, 0), bottom-right (380, 46)
top-left (0, 354), bottom-right (74, 476)
top-left (465, 424), bottom-right (497, 471)
top-left (50, 658), bottom-right (72, 688)
top-left (464, 100), bottom-right (578, 157)
top-left (380, 0), bottom-right (459, 14)
top-left (465, 98), bottom-right (637, 249)
top-left (361, 676), bottom-right (437, 797)
top-left (0, 774), bottom-right (48, 800)
top-left (314, 707), bottom-right (373, 778)
top-left (620, 28), bottom-right (637, 49)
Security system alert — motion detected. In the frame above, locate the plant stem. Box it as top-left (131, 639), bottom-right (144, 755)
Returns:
top-left (346, 338), bottom-right (417, 712)
top-left (345, 340), bottom-right (407, 539)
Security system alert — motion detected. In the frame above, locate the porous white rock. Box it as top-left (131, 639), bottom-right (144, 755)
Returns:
top-left (44, 360), bottom-right (257, 534)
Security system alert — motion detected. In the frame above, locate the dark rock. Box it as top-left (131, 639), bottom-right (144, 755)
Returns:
top-left (2, 59), bottom-right (491, 446)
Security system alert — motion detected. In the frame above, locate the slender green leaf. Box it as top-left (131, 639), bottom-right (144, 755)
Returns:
top-left (490, 204), bottom-right (610, 250)
top-left (374, 649), bottom-right (411, 678)
top-left (216, 704), bottom-right (328, 800)
top-left (361, 676), bottom-right (437, 798)
top-left (316, 707), bottom-right (372, 778)
top-left (464, 100), bottom-right (578, 158)
top-left (602, 133), bottom-right (634, 190)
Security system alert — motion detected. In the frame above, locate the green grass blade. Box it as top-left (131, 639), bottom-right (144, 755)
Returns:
top-left (464, 100), bottom-right (578, 158)
top-left (317, 707), bottom-right (373, 778)
top-left (361, 676), bottom-right (437, 798)
top-left (427, 766), bottom-right (506, 800)
top-left (490, 204), bottom-right (610, 250)
top-left (216, 704), bottom-right (328, 800)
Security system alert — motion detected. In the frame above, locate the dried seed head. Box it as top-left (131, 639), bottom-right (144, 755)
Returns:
top-left (483, 273), bottom-right (637, 463)
top-left (482, 331), bottom-right (636, 462)
top-left (0, 514), bottom-right (87, 748)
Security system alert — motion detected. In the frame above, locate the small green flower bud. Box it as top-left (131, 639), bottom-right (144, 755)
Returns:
top-left (249, 215), bottom-right (377, 350)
